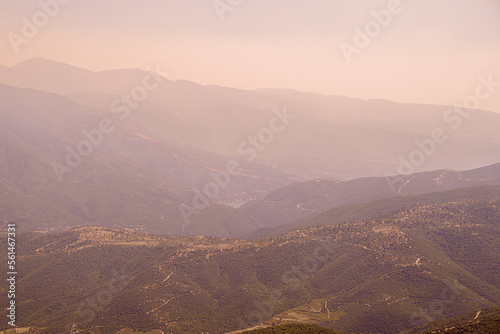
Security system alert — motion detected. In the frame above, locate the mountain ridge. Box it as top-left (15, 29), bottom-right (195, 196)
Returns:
top-left (236, 162), bottom-right (500, 235)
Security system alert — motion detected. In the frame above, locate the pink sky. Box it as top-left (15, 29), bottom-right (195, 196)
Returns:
top-left (1, 0), bottom-right (499, 112)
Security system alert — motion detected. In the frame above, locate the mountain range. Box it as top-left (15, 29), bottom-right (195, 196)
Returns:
top-left (1, 57), bottom-right (500, 334)
top-left (1, 58), bottom-right (500, 238)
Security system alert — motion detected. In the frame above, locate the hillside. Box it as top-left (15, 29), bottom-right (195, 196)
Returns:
top-left (244, 185), bottom-right (500, 239)
top-left (407, 307), bottom-right (500, 334)
top-left (238, 163), bottom-right (500, 230)
top-left (1, 195), bottom-right (499, 333)
top-left (241, 307), bottom-right (500, 334)
top-left (175, 165), bottom-right (500, 238)
top-left (241, 323), bottom-right (362, 333)
top-left (241, 308), bottom-right (500, 334)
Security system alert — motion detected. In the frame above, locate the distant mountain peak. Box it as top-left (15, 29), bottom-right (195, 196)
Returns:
top-left (13, 57), bottom-right (93, 73)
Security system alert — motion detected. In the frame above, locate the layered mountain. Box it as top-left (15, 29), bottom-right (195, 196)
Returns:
top-left (0, 83), bottom-right (297, 234)
top-left (239, 162), bottom-right (500, 236)
top-left (2, 58), bottom-right (500, 179)
top-left (248, 185), bottom-right (500, 239)
top-left (2, 58), bottom-right (500, 237)
top-left (2, 191), bottom-right (499, 333)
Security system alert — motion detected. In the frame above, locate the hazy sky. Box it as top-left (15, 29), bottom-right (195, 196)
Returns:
top-left (1, 0), bottom-right (499, 112)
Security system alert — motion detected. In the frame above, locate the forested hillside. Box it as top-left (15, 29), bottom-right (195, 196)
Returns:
top-left (1, 195), bottom-right (499, 333)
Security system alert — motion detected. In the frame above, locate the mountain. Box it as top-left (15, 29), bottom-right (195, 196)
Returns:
top-left (405, 307), bottom-right (500, 334)
top-left (2, 193), bottom-right (499, 333)
top-left (2, 75), bottom-right (499, 237)
top-left (0, 57), bottom-right (150, 95)
top-left (244, 185), bottom-right (500, 239)
top-left (239, 163), bottom-right (500, 233)
top-left (242, 307), bottom-right (500, 333)
top-left (2, 58), bottom-right (500, 181)
top-left (2, 58), bottom-right (500, 237)
top-left (0, 83), bottom-right (297, 234)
